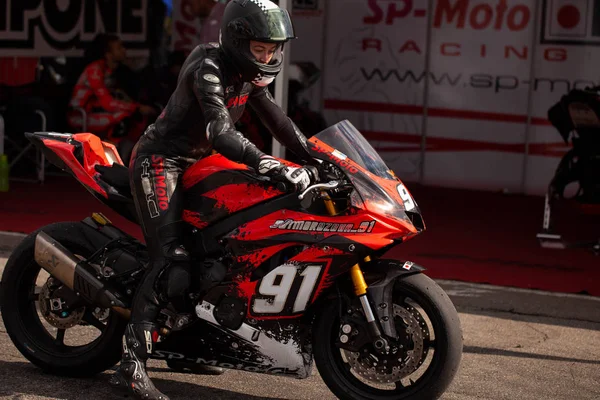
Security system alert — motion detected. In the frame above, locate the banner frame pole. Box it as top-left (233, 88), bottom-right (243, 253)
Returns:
top-left (521, 0), bottom-right (542, 195)
top-left (419, 0), bottom-right (435, 185)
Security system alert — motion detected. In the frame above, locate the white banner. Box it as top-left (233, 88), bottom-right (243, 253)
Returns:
top-left (0, 0), bottom-right (149, 57)
top-left (423, 0), bottom-right (534, 192)
top-left (320, 0), bottom-right (600, 195)
top-left (322, 0), bottom-right (429, 183)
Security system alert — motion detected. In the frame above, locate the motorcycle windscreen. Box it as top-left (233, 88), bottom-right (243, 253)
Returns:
top-left (307, 120), bottom-right (419, 225)
top-left (311, 120), bottom-right (395, 180)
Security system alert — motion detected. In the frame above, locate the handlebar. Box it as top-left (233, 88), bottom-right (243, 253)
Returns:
top-left (298, 180), bottom-right (340, 200)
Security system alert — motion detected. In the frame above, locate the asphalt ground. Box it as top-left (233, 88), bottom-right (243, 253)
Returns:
top-left (0, 233), bottom-right (599, 400)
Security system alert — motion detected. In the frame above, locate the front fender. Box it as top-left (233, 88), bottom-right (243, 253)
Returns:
top-left (365, 259), bottom-right (426, 338)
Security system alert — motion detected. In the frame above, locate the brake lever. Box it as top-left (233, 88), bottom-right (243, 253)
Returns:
top-left (298, 181), bottom-right (340, 200)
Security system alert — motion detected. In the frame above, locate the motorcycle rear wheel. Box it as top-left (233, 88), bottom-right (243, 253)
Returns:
top-left (313, 273), bottom-right (463, 400)
top-left (0, 222), bottom-right (127, 377)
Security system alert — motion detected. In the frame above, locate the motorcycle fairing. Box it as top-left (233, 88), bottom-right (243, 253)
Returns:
top-left (305, 121), bottom-right (425, 240)
top-left (182, 153), bottom-right (252, 190)
top-left (195, 300), bottom-right (313, 377)
top-left (153, 247), bottom-right (348, 379)
top-left (182, 154), bottom-right (290, 229)
top-left (153, 236), bottom-right (366, 378)
top-left (155, 233), bottom-right (359, 379)
top-left (209, 204), bottom-right (409, 321)
top-left (24, 132), bottom-right (140, 222)
top-left (153, 303), bottom-right (314, 378)
top-left (232, 248), bottom-right (343, 317)
top-left (228, 209), bottom-right (402, 249)
top-left (26, 132), bottom-right (118, 196)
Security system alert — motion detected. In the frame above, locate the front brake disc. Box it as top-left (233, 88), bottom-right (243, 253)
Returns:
top-left (342, 304), bottom-right (429, 384)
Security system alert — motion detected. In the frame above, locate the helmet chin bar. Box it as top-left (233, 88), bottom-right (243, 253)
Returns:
top-left (222, 32), bottom-right (286, 85)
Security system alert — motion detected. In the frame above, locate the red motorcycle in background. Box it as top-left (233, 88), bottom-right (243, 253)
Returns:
top-left (0, 120), bottom-right (463, 399)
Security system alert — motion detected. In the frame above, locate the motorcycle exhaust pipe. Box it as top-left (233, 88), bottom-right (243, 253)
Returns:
top-left (34, 231), bottom-right (131, 319)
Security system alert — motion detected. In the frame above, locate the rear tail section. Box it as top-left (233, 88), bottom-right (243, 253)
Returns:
top-left (26, 132), bottom-right (122, 196)
top-left (25, 132), bottom-right (139, 224)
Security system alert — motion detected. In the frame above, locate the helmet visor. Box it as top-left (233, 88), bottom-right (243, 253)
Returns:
top-left (235, 9), bottom-right (295, 42)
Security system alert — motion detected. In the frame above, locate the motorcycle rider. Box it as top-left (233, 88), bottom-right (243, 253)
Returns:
top-left (109, 1), bottom-right (317, 399)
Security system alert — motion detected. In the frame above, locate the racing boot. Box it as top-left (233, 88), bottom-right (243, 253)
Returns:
top-left (109, 323), bottom-right (169, 400)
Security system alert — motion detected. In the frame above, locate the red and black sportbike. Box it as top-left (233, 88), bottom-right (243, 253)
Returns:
top-left (1, 120), bottom-right (462, 399)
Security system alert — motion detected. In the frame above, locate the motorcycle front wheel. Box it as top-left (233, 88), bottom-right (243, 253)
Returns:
top-left (313, 273), bottom-right (463, 400)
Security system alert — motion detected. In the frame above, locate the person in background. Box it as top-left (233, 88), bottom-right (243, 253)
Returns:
top-left (67, 34), bottom-right (157, 160)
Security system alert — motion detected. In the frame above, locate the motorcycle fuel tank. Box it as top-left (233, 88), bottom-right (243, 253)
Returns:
top-left (181, 154), bottom-right (286, 230)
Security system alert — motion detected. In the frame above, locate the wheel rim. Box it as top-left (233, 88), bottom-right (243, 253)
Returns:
top-left (15, 254), bottom-right (118, 358)
top-left (327, 285), bottom-right (447, 397)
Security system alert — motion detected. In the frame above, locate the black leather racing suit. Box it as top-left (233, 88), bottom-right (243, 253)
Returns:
top-left (125, 42), bottom-right (311, 350)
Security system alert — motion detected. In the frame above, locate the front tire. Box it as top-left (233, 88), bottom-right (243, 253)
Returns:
top-left (0, 222), bottom-right (127, 377)
top-left (314, 273), bottom-right (463, 400)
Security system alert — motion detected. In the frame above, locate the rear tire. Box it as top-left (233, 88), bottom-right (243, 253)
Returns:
top-left (313, 273), bottom-right (463, 400)
top-left (0, 222), bottom-right (127, 377)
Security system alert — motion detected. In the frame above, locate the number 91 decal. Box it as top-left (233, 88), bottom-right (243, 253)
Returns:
top-left (252, 264), bottom-right (324, 315)
top-left (397, 184), bottom-right (416, 211)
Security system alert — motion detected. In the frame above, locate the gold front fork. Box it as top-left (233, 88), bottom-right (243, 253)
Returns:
top-left (349, 255), bottom-right (371, 296)
top-left (321, 189), bottom-right (372, 295)
top-left (350, 256), bottom-right (385, 349)
top-left (322, 192), bottom-right (385, 346)
top-left (350, 264), bottom-right (368, 295)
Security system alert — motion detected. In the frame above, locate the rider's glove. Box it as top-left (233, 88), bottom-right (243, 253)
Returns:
top-left (257, 156), bottom-right (318, 192)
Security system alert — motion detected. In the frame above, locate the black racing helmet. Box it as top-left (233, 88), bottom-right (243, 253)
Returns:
top-left (219, 0), bottom-right (296, 86)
